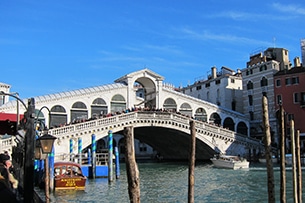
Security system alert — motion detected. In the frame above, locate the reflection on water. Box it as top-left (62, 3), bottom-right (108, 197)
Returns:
top-left (43, 162), bottom-right (305, 203)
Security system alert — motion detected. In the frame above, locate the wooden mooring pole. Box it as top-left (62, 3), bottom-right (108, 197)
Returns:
top-left (262, 96), bottom-right (275, 203)
top-left (124, 126), bottom-right (140, 203)
top-left (280, 104), bottom-right (286, 203)
top-left (188, 120), bottom-right (196, 203)
top-left (296, 130), bottom-right (302, 203)
top-left (290, 120), bottom-right (298, 203)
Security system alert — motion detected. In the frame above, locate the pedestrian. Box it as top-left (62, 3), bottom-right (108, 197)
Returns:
top-left (0, 153), bottom-right (18, 191)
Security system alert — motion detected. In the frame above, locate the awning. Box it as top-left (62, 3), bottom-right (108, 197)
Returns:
top-left (0, 112), bottom-right (24, 122)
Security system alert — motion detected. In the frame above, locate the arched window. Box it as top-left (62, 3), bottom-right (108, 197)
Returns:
top-left (50, 105), bottom-right (67, 127)
top-left (260, 77), bottom-right (268, 87)
top-left (111, 94), bottom-right (126, 113)
top-left (71, 101), bottom-right (88, 122)
top-left (163, 98), bottom-right (177, 112)
top-left (247, 81), bottom-right (254, 90)
top-left (91, 98), bottom-right (108, 118)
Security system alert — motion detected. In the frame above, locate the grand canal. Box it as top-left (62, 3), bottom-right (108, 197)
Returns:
top-left (47, 162), bottom-right (304, 203)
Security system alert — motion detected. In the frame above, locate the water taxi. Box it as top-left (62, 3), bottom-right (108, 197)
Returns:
top-left (210, 154), bottom-right (249, 169)
top-left (54, 161), bottom-right (87, 190)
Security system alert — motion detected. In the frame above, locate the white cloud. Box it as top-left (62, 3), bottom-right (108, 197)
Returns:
top-left (272, 3), bottom-right (305, 15)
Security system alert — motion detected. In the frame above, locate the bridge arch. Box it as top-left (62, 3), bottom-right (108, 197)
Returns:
top-left (111, 94), bottom-right (126, 112)
top-left (237, 121), bottom-right (248, 136)
top-left (194, 108), bottom-right (207, 122)
top-left (91, 98), bottom-right (108, 118)
top-left (71, 101), bottom-right (88, 122)
top-left (209, 112), bottom-right (221, 125)
top-left (163, 98), bottom-right (177, 112)
top-left (223, 117), bottom-right (235, 131)
top-left (179, 102), bottom-right (192, 117)
top-left (50, 105), bottom-right (67, 127)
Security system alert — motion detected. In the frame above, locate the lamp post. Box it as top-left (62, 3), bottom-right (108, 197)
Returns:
top-left (0, 91), bottom-right (36, 202)
top-left (37, 133), bottom-right (56, 203)
top-left (35, 106), bottom-right (55, 203)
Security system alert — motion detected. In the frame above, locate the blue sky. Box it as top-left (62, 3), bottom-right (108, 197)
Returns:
top-left (1, 1), bottom-right (305, 98)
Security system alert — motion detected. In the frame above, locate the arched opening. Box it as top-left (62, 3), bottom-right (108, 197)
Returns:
top-left (91, 98), bottom-right (108, 118)
top-left (223, 117), bottom-right (235, 131)
top-left (194, 108), bottom-right (207, 122)
top-left (71, 101), bottom-right (88, 123)
top-left (237, 121), bottom-right (248, 136)
top-left (50, 105), bottom-right (67, 127)
top-left (179, 102), bottom-right (192, 117)
top-left (134, 78), bottom-right (156, 109)
top-left (111, 94), bottom-right (126, 113)
top-left (209, 113), bottom-right (221, 126)
top-left (163, 98), bottom-right (177, 112)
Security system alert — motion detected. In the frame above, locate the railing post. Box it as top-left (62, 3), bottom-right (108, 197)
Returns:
top-left (78, 137), bottom-right (82, 164)
top-left (108, 130), bottom-right (113, 182)
top-left (91, 134), bottom-right (96, 179)
top-left (69, 138), bottom-right (73, 161)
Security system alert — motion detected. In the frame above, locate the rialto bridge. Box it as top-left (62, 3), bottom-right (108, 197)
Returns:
top-left (0, 69), bottom-right (264, 160)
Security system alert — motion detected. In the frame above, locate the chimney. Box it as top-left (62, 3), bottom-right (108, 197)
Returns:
top-left (294, 57), bottom-right (301, 67)
top-left (212, 66), bottom-right (217, 79)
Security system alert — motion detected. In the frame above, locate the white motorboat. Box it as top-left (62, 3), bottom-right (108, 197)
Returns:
top-left (210, 154), bottom-right (249, 169)
top-left (258, 155), bottom-right (278, 164)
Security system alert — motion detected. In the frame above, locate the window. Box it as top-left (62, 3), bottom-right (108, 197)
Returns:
top-left (292, 77), bottom-right (299, 84)
top-left (301, 92), bottom-right (305, 102)
top-left (231, 79), bottom-right (235, 83)
top-left (215, 80), bottom-right (221, 85)
top-left (277, 95), bottom-right (282, 104)
top-left (260, 77), bottom-right (268, 87)
top-left (248, 95), bottom-right (253, 106)
top-left (294, 93), bottom-right (299, 103)
top-left (276, 79), bottom-right (281, 87)
top-left (205, 83), bottom-right (210, 88)
top-left (285, 78), bottom-right (291, 85)
top-left (247, 81), bottom-right (254, 90)
top-left (288, 114), bottom-right (294, 121)
top-left (249, 111), bottom-right (254, 120)
top-left (196, 85), bottom-right (201, 90)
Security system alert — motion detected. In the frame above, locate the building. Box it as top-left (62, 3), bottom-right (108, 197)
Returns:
top-left (178, 66), bottom-right (243, 114)
top-left (241, 47), bottom-right (290, 144)
top-left (274, 57), bottom-right (305, 150)
top-left (0, 82), bottom-right (11, 105)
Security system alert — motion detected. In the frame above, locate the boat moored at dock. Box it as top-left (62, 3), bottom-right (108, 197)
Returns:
top-left (54, 161), bottom-right (87, 190)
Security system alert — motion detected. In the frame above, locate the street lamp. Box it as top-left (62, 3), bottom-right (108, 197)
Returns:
top-left (37, 133), bottom-right (57, 154)
top-left (35, 106), bottom-right (56, 203)
top-left (36, 132), bottom-right (56, 203)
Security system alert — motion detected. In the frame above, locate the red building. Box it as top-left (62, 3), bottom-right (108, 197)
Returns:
top-left (274, 57), bottom-right (305, 150)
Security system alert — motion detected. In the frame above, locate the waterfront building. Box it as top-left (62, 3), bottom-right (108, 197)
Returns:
top-left (241, 47), bottom-right (290, 144)
top-left (178, 66), bottom-right (243, 114)
top-left (0, 82), bottom-right (11, 105)
top-left (274, 56), bottom-right (305, 150)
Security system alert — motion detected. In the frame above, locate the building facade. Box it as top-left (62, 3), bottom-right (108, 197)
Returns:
top-left (274, 57), bottom-right (305, 150)
top-left (178, 66), bottom-right (243, 114)
top-left (241, 48), bottom-right (290, 144)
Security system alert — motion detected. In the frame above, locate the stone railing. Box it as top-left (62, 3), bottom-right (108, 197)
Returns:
top-left (49, 111), bottom-right (263, 149)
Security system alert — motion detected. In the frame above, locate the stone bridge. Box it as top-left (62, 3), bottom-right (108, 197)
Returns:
top-left (50, 111), bottom-right (263, 161)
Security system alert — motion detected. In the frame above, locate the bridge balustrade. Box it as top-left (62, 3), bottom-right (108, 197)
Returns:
top-left (48, 111), bottom-right (263, 151)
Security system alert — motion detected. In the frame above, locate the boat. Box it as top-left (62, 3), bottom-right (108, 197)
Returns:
top-left (54, 161), bottom-right (87, 190)
top-left (258, 155), bottom-right (278, 164)
top-left (210, 154), bottom-right (249, 169)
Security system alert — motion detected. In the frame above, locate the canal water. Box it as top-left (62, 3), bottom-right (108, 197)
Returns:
top-left (48, 162), bottom-right (304, 203)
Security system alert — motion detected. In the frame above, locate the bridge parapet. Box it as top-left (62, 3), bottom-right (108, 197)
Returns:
top-left (49, 111), bottom-right (263, 153)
